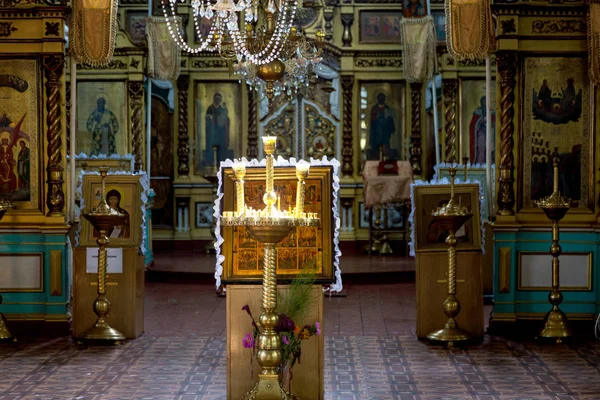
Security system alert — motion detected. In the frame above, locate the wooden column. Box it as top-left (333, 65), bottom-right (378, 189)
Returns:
top-left (247, 89), bottom-right (258, 158)
top-left (442, 79), bottom-right (458, 164)
top-left (44, 54), bottom-right (64, 216)
top-left (341, 75), bottom-right (354, 177)
top-left (129, 81), bottom-right (144, 172)
top-left (410, 82), bottom-right (423, 177)
top-left (496, 51), bottom-right (517, 215)
top-left (177, 75), bottom-right (190, 176)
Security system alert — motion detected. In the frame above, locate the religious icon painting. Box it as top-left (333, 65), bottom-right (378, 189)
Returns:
top-left (403, 0), bottom-right (427, 18)
top-left (359, 82), bottom-right (405, 169)
top-left (194, 81), bottom-right (242, 174)
top-left (359, 11), bottom-right (402, 43)
top-left (304, 103), bottom-right (339, 161)
top-left (0, 58), bottom-right (41, 211)
top-left (80, 174), bottom-right (143, 248)
top-left (76, 81), bottom-right (128, 157)
top-left (459, 79), bottom-right (496, 165)
top-left (431, 10), bottom-right (446, 42)
top-left (522, 56), bottom-right (592, 211)
top-left (126, 11), bottom-right (148, 45)
top-left (195, 202), bottom-right (213, 228)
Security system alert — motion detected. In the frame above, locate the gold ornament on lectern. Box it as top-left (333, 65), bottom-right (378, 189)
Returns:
top-left (535, 151), bottom-right (572, 343)
top-left (0, 200), bottom-right (15, 342)
top-left (221, 137), bottom-right (319, 400)
top-left (78, 167), bottom-right (126, 344)
top-left (427, 167), bottom-right (473, 346)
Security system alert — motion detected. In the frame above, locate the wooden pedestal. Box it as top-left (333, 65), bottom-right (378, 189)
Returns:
top-left (73, 247), bottom-right (145, 339)
top-left (227, 285), bottom-right (324, 400)
top-left (416, 250), bottom-right (484, 338)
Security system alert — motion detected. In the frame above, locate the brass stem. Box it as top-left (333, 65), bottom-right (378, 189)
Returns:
top-left (553, 163), bottom-right (559, 194)
top-left (296, 180), bottom-right (305, 216)
top-left (266, 152), bottom-right (274, 195)
top-left (257, 243), bottom-right (280, 376)
top-left (551, 220), bottom-right (561, 303)
top-left (236, 179), bottom-right (245, 216)
top-left (94, 229), bottom-right (110, 323)
top-left (448, 228), bottom-right (457, 295)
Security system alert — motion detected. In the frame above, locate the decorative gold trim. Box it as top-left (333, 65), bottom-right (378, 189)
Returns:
top-left (499, 247), bottom-right (511, 293)
top-left (128, 81), bottom-right (144, 172)
top-left (89, 282), bottom-right (118, 286)
top-left (177, 75), bottom-right (190, 176)
top-left (493, 312), bottom-right (594, 321)
top-left (341, 75), bottom-right (354, 177)
top-left (517, 252), bottom-right (592, 291)
top-left (442, 79), bottom-right (458, 163)
top-left (436, 279), bottom-right (465, 283)
top-left (49, 250), bottom-right (62, 296)
top-left (4, 313), bottom-right (70, 322)
top-left (0, 253), bottom-right (43, 292)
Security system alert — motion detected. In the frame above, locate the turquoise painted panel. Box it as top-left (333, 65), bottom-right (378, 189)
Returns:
top-left (0, 232), bottom-right (70, 318)
top-left (493, 230), bottom-right (599, 318)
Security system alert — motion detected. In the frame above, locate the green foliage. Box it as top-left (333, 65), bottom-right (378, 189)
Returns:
top-left (278, 268), bottom-right (317, 323)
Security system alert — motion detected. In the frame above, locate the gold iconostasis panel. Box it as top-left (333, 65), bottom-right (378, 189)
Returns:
top-left (220, 166), bottom-right (334, 284)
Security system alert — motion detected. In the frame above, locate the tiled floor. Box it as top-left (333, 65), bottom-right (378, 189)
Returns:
top-left (2, 254), bottom-right (600, 399)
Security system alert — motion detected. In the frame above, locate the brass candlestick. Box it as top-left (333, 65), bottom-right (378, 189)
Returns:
top-left (536, 151), bottom-right (571, 343)
top-left (78, 167), bottom-right (126, 343)
top-left (0, 200), bottom-right (15, 341)
top-left (427, 167), bottom-right (473, 346)
top-left (221, 136), bottom-right (319, 400)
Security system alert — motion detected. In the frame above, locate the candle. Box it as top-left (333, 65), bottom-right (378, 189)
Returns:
top-left (295, 160), bottom-right (310, 217)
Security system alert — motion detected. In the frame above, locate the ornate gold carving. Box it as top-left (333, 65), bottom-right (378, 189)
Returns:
top-left (130, 58), bottom-right (140, 68)
top-left (77, 60), bottom-right (127, 70)
top-left (0, 22), bottom-right (16, 36)
top-left (50, 250), bottom-right (62, 296)
top-left (247, 89), bottom-right (258, 158)
top-left (341, 14), bottom-right (354, 47)
top-left (501, 19), bottom-right (516, 34)
top-left (355, 59), bottom-right (402, 68)
top-left (263, 104), bottom-right (296, 159)
top-left (410, 82), bottom-right (422, 177)
top-left (532, 20), bottom-right (586, 34)
top-left (305, 104), bottom-right (336, 159)
top-left (341, 75), bottom-right (353, 177)
top-left (44, 55), bottom-right (64, 216)
top-left (499, 247), bottom-right (511, 293)
top-left (496, 52), bottom-right (517, 216)
top-left (128, 82), bottom-right (144, 172)
top-left (65, 81), bottom-right (70, 157)
top-left (191, 59), bottom-right (229, 69)
top-left (442, 79), bottom-right (458, 164)
top-left (323, 8), bottom-right (334, 42)
top-left (45, 21), bottom-right (59, 36)
top-left (177, 75), bottom-right (190, 176)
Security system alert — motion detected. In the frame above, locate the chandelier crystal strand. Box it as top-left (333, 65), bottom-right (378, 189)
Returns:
top-left (162, 0), bottom-right (215, 53)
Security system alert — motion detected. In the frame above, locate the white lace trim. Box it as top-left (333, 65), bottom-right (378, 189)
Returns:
top-left (408, 177), bottom-right (486, 257)
top-left (214, 156), bottom-right (343, 293)
top-left (75, 170), bottom-right (149, 255)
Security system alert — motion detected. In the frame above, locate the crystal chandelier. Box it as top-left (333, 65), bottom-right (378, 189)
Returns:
top-left (161, 0), bottom-right (325, 99)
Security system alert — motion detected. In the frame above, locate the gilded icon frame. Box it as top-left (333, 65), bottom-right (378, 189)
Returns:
top-left (219, 166), bottom-right (335, 284)
top-left (412, 183), bottom-right (482, 252)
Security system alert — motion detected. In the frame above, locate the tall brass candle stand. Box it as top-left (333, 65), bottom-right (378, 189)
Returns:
top-left (78, 167), bottom-right (127, 343)
top-left (0, 200), bottom-right (15, 341)
top-left (221, 137), bottom-right (318, 400)
top-left (536, 153), bottom-right (571, 343)
top-left (427, 167), bottom-right (473, 346)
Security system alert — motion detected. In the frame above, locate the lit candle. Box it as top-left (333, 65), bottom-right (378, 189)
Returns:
top-left (232, 161), bottom-right (246, 216)
top-left (277, 195), bottom-right (281, 212)
top-left (295, 160), bottom-right (310, 217)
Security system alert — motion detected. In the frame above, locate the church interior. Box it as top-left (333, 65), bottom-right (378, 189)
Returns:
top-left (1, 0), bottom-right (600, 398)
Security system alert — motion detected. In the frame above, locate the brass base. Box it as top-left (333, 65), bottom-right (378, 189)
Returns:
top-left (242, 374), bottom-right (296, 400)
top-left (379, 237), bottom-right (393, 255)
top-left (79, 320), bottom-right (125, 343)
top-left (539, 308), bottom-right (572, 341)
top-left (427, 326), bottom-right (472, 345)
top-left (0, 313), bottom-right (13, 341)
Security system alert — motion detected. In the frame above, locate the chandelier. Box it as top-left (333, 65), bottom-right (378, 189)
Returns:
top-left (161, 0), bottom-right (325, 99)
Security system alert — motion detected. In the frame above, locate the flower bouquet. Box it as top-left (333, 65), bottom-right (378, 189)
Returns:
top-left (242, 304), bottom-right (321, 392)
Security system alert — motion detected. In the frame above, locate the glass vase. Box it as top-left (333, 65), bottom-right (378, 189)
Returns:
top-left (278, 358), bottom-right (293, 393)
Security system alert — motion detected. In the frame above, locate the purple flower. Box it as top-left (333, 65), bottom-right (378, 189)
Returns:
top-left (315, 321), bottom-right (321, 336)
top-left (242, 332), bottom-right (255, 349)
top-left (282, 334), bottom-right (290, 345)
top-left (276, 313), bottom-right (296, 332)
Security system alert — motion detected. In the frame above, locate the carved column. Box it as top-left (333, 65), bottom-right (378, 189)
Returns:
top-left (177, 75), bottom-right (190, 176)
top-left (442, 79), bottom-right (458, 164)
top-left (247, 89), bottom-right (258, 158)
top-left (341, 75), bottom-right (354, 177)
top-left (44, 55), bottom-right (64, 217)
top-left (496, 52), bottom-right (517, 215)
top-left (129, 82), bottom-right (144, 172)
top-left (341, 14), bottom-right (354, 47)
top-left (409, 82), bottom-right (423, 177)
top-left (323, 8), bottom-right (335, 42)
top-left (65, 81), bottom-right (70, 157)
